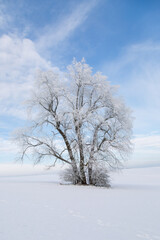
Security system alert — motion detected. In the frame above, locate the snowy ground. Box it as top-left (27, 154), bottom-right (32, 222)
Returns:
top-left (0, 164), bottom-right (160, 240)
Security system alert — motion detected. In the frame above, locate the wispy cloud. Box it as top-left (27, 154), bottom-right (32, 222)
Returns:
top-left (101, 41), bottom-right (160, 167)
top-left (102, 41), bottom-right (160, 133)
top-left (37, 0), bottom-right (98, 51)
top-left (0, 1), bottom-right (11, 30)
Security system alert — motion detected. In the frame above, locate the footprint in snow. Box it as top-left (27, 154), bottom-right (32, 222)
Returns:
top-left (137, 233), bottom-right (160, 240)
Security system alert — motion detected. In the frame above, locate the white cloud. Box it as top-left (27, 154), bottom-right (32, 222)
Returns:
top-left (0, 34), bottom-right (50, 80)
top-left (131, 134), bottom-right (160, 165)
top-left (0, 137), bottom-right (18, 153)
top-left (37, 0), bottom-right (98, 50)
top-left (124, 134), bottom-right (160, 168)
top-left (133, 134), bottom-right (160, 149)
top-left (0, 34), bottom-right (52, 119)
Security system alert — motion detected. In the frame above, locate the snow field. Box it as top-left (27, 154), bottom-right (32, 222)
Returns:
top-left (0, 165), bottom-right (160, 240)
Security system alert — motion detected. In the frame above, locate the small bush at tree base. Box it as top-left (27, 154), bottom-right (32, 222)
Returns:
top-left (61, 166), bottom-right (80, 185)
top-left (61, 163), bottom-right (110, 187)
top-left (90, 162), bottom-right (110, 187)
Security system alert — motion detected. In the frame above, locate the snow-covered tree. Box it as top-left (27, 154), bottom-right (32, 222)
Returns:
top-left (16, 59), bottom-right (132, 186)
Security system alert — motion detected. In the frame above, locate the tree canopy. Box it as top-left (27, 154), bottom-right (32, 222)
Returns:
top-left (16, 59), bottom-right (132, 186)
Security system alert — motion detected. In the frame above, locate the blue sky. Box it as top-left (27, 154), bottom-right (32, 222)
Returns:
top-left (0, 0), bottom-right (160, 167)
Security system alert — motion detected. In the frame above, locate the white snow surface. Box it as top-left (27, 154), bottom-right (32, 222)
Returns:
top-left (0, 164), bottom-right (160, 240)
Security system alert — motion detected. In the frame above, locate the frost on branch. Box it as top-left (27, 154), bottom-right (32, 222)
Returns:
top-left (16, 59), bottom-right (133, 186)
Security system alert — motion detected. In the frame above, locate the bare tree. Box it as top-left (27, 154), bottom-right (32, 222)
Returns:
top-left (16, 59), bottom-right (132, 186)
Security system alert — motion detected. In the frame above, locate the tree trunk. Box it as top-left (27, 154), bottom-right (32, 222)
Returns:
top-left (88, 164), bottom-right (93, 185)
top-left (79, 159), bottom-right (86, 184)
top-left (77, 127), bottom-right (86, 184)
top-left (71, 162), bottom-right (81, 184)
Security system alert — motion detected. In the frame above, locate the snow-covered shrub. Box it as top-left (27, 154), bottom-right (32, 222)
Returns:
top-left (61, 166), bottom-right (80, 185)
top-left (62, 163), bottom-right (110, 187)
top-left (90, 162), bottom-right (110, 187)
